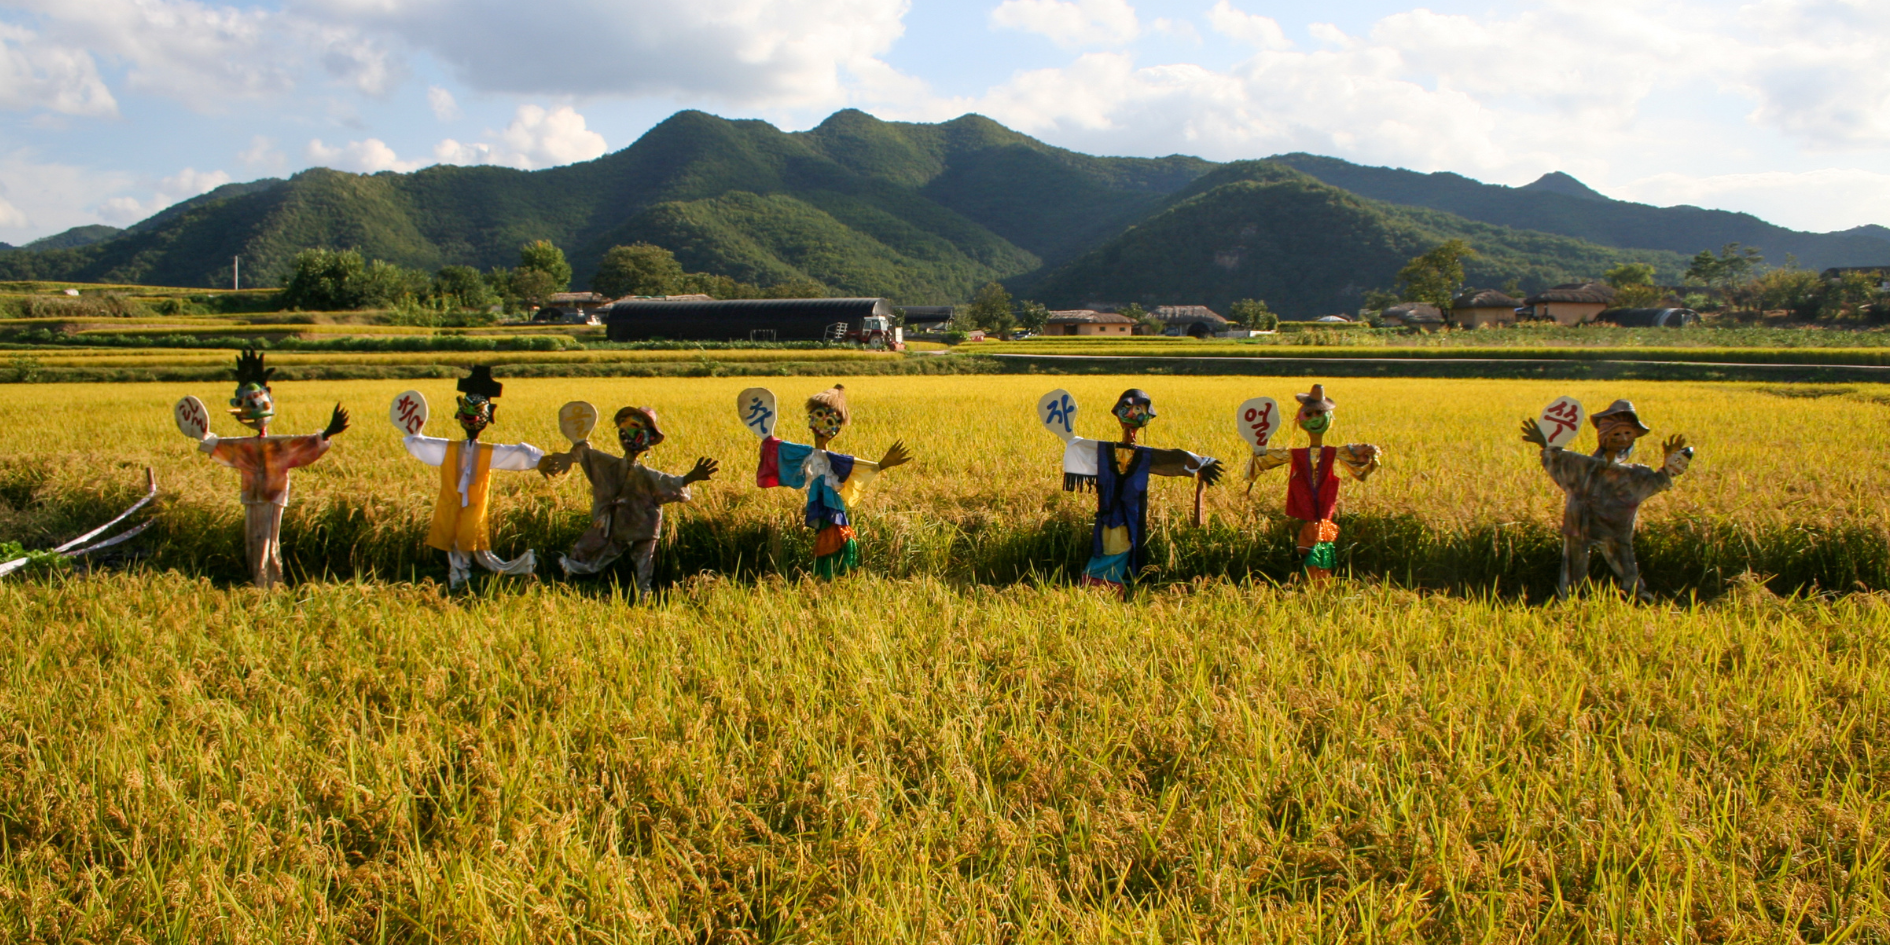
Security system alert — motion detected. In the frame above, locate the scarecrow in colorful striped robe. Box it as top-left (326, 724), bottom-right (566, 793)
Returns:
top-left (189, 349), bottom-right (350, 588)
top-left (1245, 384), bottom-right (1382, 581)
top-left (399, 367), bottom-right (544, 589)
top-left (1522, 399), bottom-right (1693, 601)
top-left (753, 385), bottom-right (911, 578)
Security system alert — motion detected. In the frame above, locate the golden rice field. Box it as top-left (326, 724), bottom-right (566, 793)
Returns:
top-left (4, 376), bottom-right (1890, 940)
top-left (13, 348), bottom-right (902, 369)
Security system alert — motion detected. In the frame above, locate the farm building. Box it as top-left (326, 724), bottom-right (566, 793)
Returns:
top-left (1380, 303), bottom-right (1443, 328)
top-left (1524, 282), bottom-right (1616, 326)
top-left (1150, 305), bottom-right (1230, 337)
top-left (533, 291), bottom-right (613, 324)
top-left (1042, 310), bottom-right (1135, 336)
top-left (1594, 307), bottom-right (1699, 327)
top-left (1450, 289), bottom-right (1523, 328)
top-left (605, 297), bottom-right (894, 342)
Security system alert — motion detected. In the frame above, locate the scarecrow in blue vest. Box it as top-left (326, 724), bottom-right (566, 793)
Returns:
top-left (1056, 389), bottom-right (1223, 593)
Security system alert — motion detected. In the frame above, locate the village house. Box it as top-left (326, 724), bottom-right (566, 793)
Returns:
top-left (1450, 289), bottom-right (1523, 328)
top-left (1149, 304), bottom-right (1230, 337)
top-left (1523, 282), bottom-right (1616, 326)
top-left (532, 291), bottom-right (614, 324)
top-left (1379, 302), bottom-right (1443, 328)
top-left (1043, 309), bottom-right (1136, 336)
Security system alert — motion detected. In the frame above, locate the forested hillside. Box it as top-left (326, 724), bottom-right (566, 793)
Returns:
top-left (0, 109), bottom-right (1868, 313)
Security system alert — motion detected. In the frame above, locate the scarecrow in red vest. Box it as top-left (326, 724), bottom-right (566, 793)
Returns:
top-left (186, 349), bottom-right (349, 588)
top-left (1246, 384), bottom-right (1382, 581)
top-left (399, 366), bottom-right (544, 589)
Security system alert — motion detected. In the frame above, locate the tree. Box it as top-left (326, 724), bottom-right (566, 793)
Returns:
top-left (593, 243), bottom-right (684, 299)
top-left (517, 240), bottom-right (572, 293)
top-left (1228, 298), bottom-right (1278, 330)
top-left (281, 248), bottom-right (367, 310)
top-left (762, 278), bottom-right (828, 299)
top-left (1397, 239), bottom-right (1476, 311)
top-left (509, 268), bottom-right (560, 308)
top-left (965, 281), bottom-right (1013, 331)
top-left (1016, 300), bottom-right (1049, 334)
top-left (1684, 243), bottom-right (1763, 291)
top-left (431, 265), bottom-right (497, 310)
top-left (1603, 262), bottom-right (1656, 288)
top-left (1118, 303), bottom-right (1162, 335)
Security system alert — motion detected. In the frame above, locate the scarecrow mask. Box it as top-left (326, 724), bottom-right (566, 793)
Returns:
top-left (1294, 384), bottom-right (1337, 437)
top-left (454, 365), bottom-right (504, 440)
top-left (616, 406), bottom-right (663, 455)
top-left (228, 349), bottom-right (276, 432)
top-left (1590, 399), bottom-right (1651, 459)
top-left (808, 405), bottom-right (845, 440)
top-left (1112, 390), bottom-right (1156, 429)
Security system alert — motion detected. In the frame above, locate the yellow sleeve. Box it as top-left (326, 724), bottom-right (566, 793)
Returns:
top-left (1338, 444), bottom-right (1383, 481)
top-left (836, 459), bottom-right (880, 507)
top-left (1245, 447), bottom-right (1291, 482)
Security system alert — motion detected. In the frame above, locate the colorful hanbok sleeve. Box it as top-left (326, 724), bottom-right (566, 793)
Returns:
top-left (1335, 443), bottom-right (1382, 481)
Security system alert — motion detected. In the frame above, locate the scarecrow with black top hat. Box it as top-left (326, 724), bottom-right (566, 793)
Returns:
top-left (397, 366), bottom-right (545, 589)
top-left (1245, 384), bottom-right (1382, 581)
top-left (1522, 398), bottom-right (1693, 600)
top-left (538, 402), bottom-right (718, 596)
top-left (182, 349), bottom-right (350, 588)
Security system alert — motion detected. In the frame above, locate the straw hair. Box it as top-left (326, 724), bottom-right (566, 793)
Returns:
top-left (805, 384), bottom-right (850, 424)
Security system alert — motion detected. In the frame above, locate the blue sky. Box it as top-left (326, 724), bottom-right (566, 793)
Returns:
top-left (2, 0), bottom-right (1888, 246)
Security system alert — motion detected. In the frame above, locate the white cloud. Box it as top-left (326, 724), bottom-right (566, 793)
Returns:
top-left (1204, 0), bottom-right (1289, 50)
top-left (989, 0), bottom-right (1140, 48)
top-left (238, 135), bottom-right (285, 171)
top-left (1617, 168), bottom-right (1890, 234)
top-left (94, 165), bottom-right (233, 223)
top-left (0, 190), bottom-right (27, 229)
top-left (0, 23), bottom-right (118, 116)
top-left (305, 137), bottom-right (424, 172)
top-left (433, 104), bottom-right (609, 169)
top-left (427, 85), bottom-right (459, 120)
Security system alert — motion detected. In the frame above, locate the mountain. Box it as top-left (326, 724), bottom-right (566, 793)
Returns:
top-left (1268, 154), bottom-right (1888, 271)
top-left (0, 110), bottom-right (1217, 303)
top-left (1023, 162), bottom-right (1690, 316)
top-left (23, 225), bottom-right (123, 251)
top-left (0, 109), bottom-right (1873, 308)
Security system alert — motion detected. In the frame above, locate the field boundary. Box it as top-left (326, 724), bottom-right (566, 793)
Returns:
top-left (986, 352), bottom-right (1890, 382)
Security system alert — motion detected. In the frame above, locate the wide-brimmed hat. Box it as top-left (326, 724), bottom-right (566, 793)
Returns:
top-left (1294, 384), bottom-right (1335, 412)
top-left (614, 405), bottom-right (666, 445)
top-left (1590, 399), bottom-right (1651, 436)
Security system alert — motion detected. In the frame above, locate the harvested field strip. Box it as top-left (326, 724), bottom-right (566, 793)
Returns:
top-left (0, 573), bottom-right (1885, 938)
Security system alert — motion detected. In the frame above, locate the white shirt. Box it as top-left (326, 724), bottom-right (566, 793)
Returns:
top-left (404, 434), bottom-right (544, 507)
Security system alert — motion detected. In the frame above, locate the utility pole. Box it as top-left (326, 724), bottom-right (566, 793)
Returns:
top-left (233, 256), bottom-right (240, 291)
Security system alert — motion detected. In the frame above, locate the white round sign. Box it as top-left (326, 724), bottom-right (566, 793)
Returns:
top-left (559, 401), bottom-right (599, 443)
top-left (173, 395), bottom-right (210, 440)
top-left (736, 387), bottom-right (778, 438)
top-left (389, 389), bottom-right (429, 436)
top-left (1037, 389), bottom-right (1078, 442)
top-left (1538, 396), bottom-right (1585, 449)
top-left (1235, 396), bottom-right (1281, 451)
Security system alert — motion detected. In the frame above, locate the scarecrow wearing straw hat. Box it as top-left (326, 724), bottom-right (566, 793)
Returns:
top-left (181, 349), bottom-right (350, 588)
top-left (538, 403), bottom-right (718, 596)
top-left (748, 384), bottom-right (911, 579)
top-left (1245, 384), bottom-right (1382, 582)
top-left (1522, 398), bottom-right (1692, 601)
top-left (398, 366), bottom-right (545, 589)
top-left (1045, 388), bottom-right (1223, 593)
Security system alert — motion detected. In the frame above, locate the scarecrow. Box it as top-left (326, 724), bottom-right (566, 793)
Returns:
top-left (537, 401), bottom-right (718, 596)
top-left (1036, 388), bottom-right (1223, 593)
top-left (1522, 398), bottom-right (1693, 600)
top-left (1243, 384), bottom-right (1383, 581)
top-left (743, 385), bottom-right (911, 578)
top-left (395, 367), bottom-right (544, 589)
top-left (176, 349), bottom-right (350, 588)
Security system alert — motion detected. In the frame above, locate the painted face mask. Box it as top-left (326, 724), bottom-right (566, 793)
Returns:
top-left (1113, 401), bottom-right (1153, 429)
top-left (456, 394), bottom-right (494, 437)
top-left (230, 382), bottom-right (275, 430)
top-left (808, 405), bottom-right (845, 439)
top-left (618, 417), bottom-right (655, 453)
top-left (1298, 409), bottom-right (1332, 435)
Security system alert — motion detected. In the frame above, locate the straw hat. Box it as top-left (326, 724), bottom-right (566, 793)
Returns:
top-left (1590, 399), bottom-right (1651, 436)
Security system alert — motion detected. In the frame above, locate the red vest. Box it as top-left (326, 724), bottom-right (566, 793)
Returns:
top-left (1284, 446), bottom-right (1340, 522)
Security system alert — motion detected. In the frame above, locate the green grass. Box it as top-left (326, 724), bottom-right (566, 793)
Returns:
top-left (0, 572), bottom-right (1885, 940)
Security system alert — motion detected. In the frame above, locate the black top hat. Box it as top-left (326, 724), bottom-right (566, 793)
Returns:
top-left (457, 365), bottom-right (503, 399)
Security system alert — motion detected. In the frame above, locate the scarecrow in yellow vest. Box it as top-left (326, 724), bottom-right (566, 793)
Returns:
top-left (398, 367), bottom-right (544, 589)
